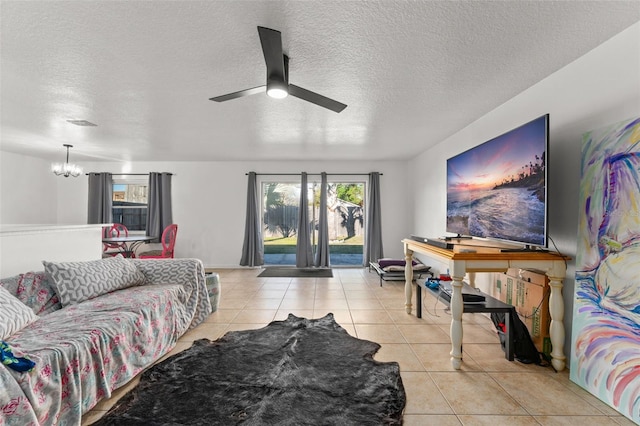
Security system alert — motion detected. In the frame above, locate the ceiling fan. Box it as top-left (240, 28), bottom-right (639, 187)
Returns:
top-left (209, 26), bottom-right (347, 113)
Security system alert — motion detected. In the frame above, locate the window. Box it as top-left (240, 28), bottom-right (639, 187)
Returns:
top-left (112, 180), bottom-right (148, 232)
top-left (261, 179), bottom-right (365, 266)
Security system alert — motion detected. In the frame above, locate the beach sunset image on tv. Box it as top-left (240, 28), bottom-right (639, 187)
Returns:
top-left (446, 115), bottom-right (548, 246)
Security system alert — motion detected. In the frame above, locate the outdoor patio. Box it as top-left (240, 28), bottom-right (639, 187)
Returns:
top-left (264, 253), bottom-right (364, 266)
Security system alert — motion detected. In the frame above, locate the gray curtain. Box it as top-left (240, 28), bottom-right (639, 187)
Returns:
top-left (146, 172), bottom-right (173, 242)
top-left (314, 172), bottom-right (330, 268)
top-left (87, 173), bottom-right (113, 224)
top-left (364, 172), bottom-right (383, 265)
top-left (296, 172), bottom-right (314, 268)
top-left (240, 172), bottom-right (264, 266)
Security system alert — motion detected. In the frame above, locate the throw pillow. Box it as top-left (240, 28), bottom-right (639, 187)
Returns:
top-left (0, 286), bottom-right (38, 341)
top-left (43, 255), bottom-right (147, 307)
top-left (0, 271), bottom-right (62, 315)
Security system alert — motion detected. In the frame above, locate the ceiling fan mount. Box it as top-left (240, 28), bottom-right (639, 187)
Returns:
top-left (209, 27), bottom-right (347, 113)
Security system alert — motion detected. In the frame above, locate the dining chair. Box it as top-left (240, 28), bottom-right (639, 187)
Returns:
top-left (138, 224), bottom-right (178, 259)
top-left (102, 223), bottom-right (131, 257)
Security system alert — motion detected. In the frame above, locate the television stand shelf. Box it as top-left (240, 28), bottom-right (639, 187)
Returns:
top-left (368, 261), bottom-right (432, 286)
top-left (402, 238), bottom-right (569, 371)
top-left (417, 281), bottom-right (516, 361)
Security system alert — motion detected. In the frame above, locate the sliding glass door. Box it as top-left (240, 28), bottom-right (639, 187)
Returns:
top-left (262, 179), bottom-right (365, 266)
top-left (321, 182), bottom-right (364, 266)
top-left (263, 182), bottom-right (300, 265)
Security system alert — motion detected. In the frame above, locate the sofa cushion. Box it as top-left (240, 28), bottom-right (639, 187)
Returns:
top-left (0, 286), bottom-right (38, 340)
top-left (43, 255), bottom-right (146, 307)
top-left (0, 271), bottom-right (62, 316)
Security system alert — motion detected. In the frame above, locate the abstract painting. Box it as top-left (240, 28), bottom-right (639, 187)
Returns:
top-left (571, 117), bottom-right (640, 423)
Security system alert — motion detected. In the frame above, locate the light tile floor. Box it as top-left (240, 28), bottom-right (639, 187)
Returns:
top-left (83, 268), bottom-right (635, 425)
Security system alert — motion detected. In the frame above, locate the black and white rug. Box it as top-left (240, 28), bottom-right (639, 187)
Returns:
top-left (94, 314), bottom-right (405, 425)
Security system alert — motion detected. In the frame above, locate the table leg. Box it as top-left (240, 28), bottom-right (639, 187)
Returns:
top-left (505, 308), bottom-right (514, 361)
top-left (128, 241), bottom-right (144, 258)
top-left (548, 261), bottom-right (566, 371)
top-left (468, 272), bottom-right (476, 288)
top-left (449, 261), bottom-right (465, 370)
top-left (121, 243), bottom-right (135, 258)
top-left (416, 282), bottom-right (422, 319)
top-left (404, 245), bottom-right (414, 314)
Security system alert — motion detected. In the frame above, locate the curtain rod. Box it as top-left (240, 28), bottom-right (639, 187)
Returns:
top-left (85, 173), bottom-right (174, 176)
top-left (246, 172), bottom-right (382, 176)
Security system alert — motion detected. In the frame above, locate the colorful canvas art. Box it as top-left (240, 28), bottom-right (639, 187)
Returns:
top-left (571, 117), bottom-right (640, 423)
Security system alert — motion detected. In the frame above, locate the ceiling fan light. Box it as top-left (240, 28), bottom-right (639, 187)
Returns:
top-left (267, 87), bottom-right (288, 99)
top-left (266, 79), bottom-right (288, 99)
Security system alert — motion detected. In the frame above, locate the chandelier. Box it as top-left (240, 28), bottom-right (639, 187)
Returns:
top-left (51, 144), bottom-right (83, 177)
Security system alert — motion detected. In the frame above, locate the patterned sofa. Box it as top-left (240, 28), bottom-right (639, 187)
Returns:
top-left (0, 256), bottom-right (211, 425)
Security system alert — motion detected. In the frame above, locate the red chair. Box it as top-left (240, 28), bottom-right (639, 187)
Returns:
top-left (102, 223), bottom-right (130, 257)
top-left (138, 224), bottom-right (178, 259)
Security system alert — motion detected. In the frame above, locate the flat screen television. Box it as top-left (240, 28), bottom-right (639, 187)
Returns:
top-left (446, 114), bottom-right (549, 248)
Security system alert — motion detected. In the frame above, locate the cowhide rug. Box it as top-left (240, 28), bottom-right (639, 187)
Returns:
top-left (94, 313), bottom-right (405, 425)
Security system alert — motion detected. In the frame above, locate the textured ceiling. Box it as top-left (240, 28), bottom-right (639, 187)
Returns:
top-left (1, 1), bottom-right (639, 163)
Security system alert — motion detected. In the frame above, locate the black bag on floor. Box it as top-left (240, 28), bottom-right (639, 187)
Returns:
top-left (490, 311), bottom-right (544, 365)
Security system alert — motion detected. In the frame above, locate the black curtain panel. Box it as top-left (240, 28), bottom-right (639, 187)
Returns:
top-left (146, 172), bottom-right (173, 242)
top-left (296, 172), bottom-right (314, 268)
top-left (87, 173), bottom-right (113, 224)
top-left (240, 172), bottom-right (264, 266)
top-left (314, 172), bottom-right (330, 268)
top-left (364, 172), bottom-right (383, 265)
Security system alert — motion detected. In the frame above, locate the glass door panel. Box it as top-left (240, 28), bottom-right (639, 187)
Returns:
top-left (324, 182), bottom-right (364, 266)
top-left (262, 182), bottom-right (300, 265)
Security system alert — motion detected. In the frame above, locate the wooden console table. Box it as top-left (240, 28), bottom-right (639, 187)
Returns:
top-left (402, 238), bottom-right (568, 371)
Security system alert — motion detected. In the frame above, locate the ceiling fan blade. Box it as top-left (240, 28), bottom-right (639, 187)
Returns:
top-left (289, 84), bottom-right (347, 113)
top-left (209, 86), bottom-right (266, 102)
top-left (257, 26), bottom-right (285, 80)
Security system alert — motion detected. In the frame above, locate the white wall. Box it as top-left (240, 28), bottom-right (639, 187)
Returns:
top-left (0, 151), bottom-right (61, 224)
top-left (408, 23), bottom-right (640, 361)
top-left (51, 160), bottom-right (410, 268)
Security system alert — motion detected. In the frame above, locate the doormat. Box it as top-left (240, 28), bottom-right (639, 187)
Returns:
top-left (258, 267), bottom-right (333, 278)
top-left (93, 314), bottom-right (405, 425)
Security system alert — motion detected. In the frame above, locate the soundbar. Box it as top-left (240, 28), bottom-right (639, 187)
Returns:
top-left (426, 238), bottom-right (454, 249)
top-left (409, 235), bottom-right (454, 249)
